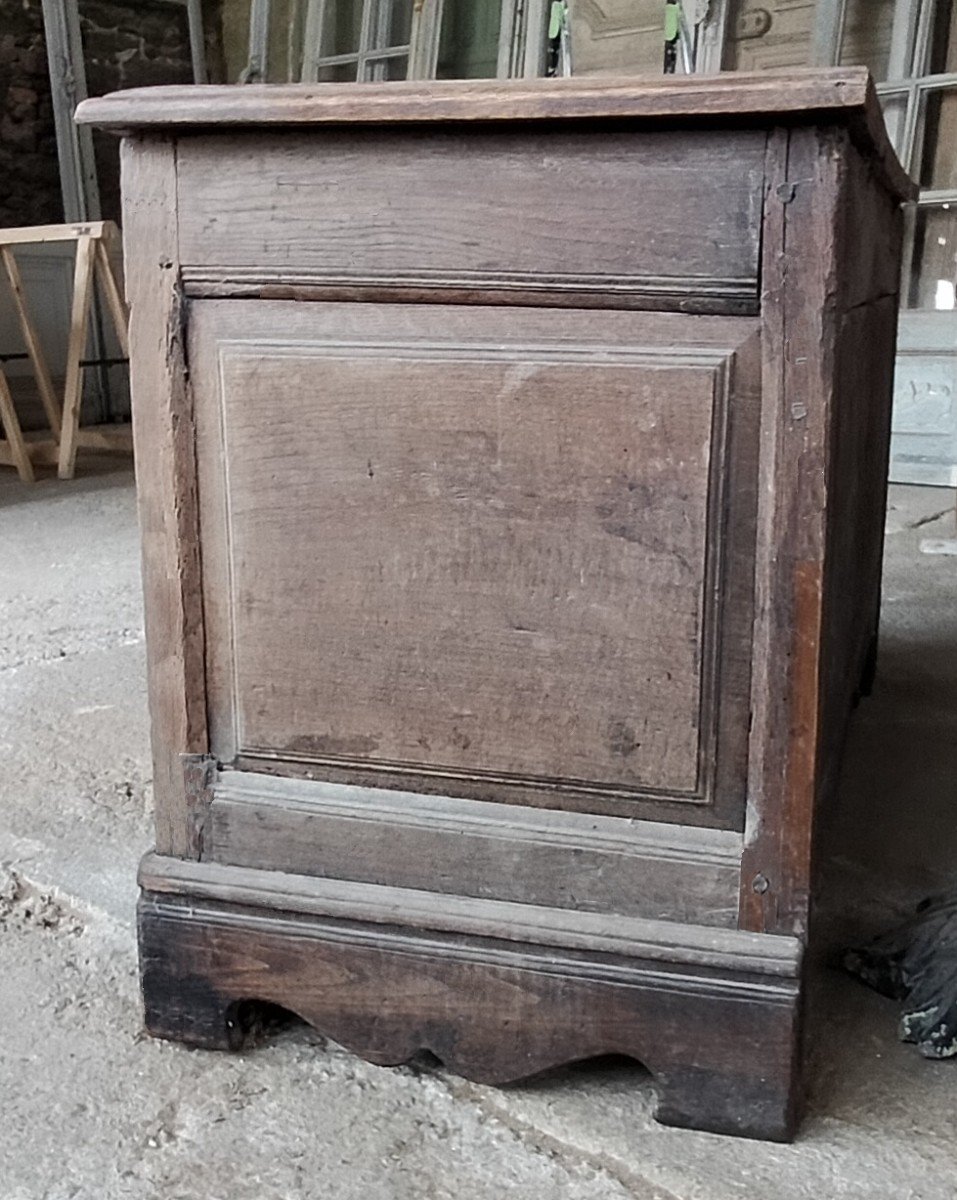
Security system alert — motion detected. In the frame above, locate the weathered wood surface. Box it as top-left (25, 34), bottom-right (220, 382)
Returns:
top-left (75, 68), bottom-right (873, 127)
top-left (174, 129), bottom-right (763, 314)
top-left (90, 73), bottom-right (911, 1140)
top-left (139, 858), bottom-right (803, 1140)
top-left (739, 124), bottom-right (905, 937)
top-left (205, 770), bottom-right (745, 926)
top-left (120, 137), bottom-right (208, 858)
top-left (815, 146), bottom-right (906, 811)
top-left (818, 297), bottom-right (900, 777)
top-left (0, 365), bottom-right (34, 482)
top-left (738, 127), bottom-right (839, 937)
top-left (139, 852), bottom-right (801, 971)
top-left (75, 71), bottom-right (914, 202)
top-left (191, 301), bottom-right (759, 825)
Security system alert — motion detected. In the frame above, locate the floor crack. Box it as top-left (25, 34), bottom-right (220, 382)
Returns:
top-left (907, 506), bottom-right (954, 530)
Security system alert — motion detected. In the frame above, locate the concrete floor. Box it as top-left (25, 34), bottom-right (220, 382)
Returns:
top-left (1, 459), bottom-right (955, 1200)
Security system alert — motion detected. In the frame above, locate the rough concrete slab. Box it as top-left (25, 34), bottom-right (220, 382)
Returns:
top-left (1, 460), bottom-right (956, 1199)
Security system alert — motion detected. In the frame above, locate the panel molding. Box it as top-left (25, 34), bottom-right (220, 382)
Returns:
top-left (212, 334), bottom-right (735, 809)
top-left (217, 339), bottom-right (734, 368)
top-left (205, 768), bottom-right (745, 925)
top-left (180, 266), bottom-right (759, 315)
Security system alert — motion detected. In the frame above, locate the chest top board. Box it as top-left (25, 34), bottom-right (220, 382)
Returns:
top-left (79, 70), bottom-right (913, 1142)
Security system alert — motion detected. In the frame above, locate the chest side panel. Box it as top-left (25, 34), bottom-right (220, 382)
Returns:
top-left (191, 301), bottom-right (759, 825)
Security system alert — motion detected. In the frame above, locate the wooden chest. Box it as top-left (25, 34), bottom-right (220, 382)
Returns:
top-left (79, 70), bottom-right (913, 1141)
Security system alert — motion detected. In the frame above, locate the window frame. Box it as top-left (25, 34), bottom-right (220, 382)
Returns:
top-left (288, 0), bottom-right (547, 82)
top-left (870, 1), bottom-right (957, 309)
top-left (301, 0), bottom-right (414, 82)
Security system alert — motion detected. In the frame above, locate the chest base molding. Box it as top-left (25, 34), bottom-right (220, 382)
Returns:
top-left (139, 852), bottom-right (803, 1142)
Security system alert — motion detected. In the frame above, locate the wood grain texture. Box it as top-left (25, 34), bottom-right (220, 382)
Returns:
top-left (739, 124), bottom-right (905, 937)
top-left (56, 233), bottom-right (96, 480)
top-left (120, 136), bottom-right (208, 857)
top-left (179, 277), bottom-right (758, 316)
top-left (816, 299), bottom-right (899, 809)
top-left (138, 863), bottom-right (803, 1141)
top-left (838, 144), bottom-right (910, 312)
top-left (205, 770), bottom-right (744, 926)
top-left (104, 83), bottom-right (907, 1138)
top-left (0, 366), bottom-right (34, 483)
top-left (0, 246), bottom-right (62, 438)
top-left (139, 852), bottom-right (801, 972)
top-left (814, 153), bottom-right (905, 822)
top-left (77, 69), bottom-right (874, 128)
top-left (76, 71), bottom-right (913, 203)
top-left (174, 128), bottom-right (762, 313)
top-left (190, 301), bottom-right (760, 825)
top-left (739, 127), bottom-right (838, 937)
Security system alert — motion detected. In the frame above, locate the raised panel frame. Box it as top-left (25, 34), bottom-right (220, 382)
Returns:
top-left (189, 300), bottom-right (760, 828)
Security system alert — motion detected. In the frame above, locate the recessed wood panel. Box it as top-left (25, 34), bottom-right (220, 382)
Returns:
top-left (191, 302), bottom-right (759, 817)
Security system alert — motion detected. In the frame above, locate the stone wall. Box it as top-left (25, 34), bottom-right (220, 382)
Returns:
top-left (80, 0), bottom-right (196, 222)
top-left (0, 0), bottom-right (203, 229)
top-left (0, 0), bottom-right (62, 228)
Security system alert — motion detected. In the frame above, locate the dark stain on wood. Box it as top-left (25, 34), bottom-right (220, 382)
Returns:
top-left (285, 734), bottom-right (382, 758)
top-left (140, 884), bottom-right (803, 1141)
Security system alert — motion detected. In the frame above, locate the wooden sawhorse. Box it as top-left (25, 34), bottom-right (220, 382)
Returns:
top-left (0, 220), bottom-right (130, 482)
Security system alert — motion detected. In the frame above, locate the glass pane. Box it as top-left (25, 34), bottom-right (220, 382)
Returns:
top-left (317, 59), bottom-right (360, 80)
top-left (916, 88), bottom-right (957, 191)
top-left (437, 0), bottom-right (502, 79)
top-left (929, 0), bottom-right (957, 74)
top-left (840, 0), bottom-right (896, 81)
top-left (880, 92), bottom-right (907, 125)
top-left (907, 205), bottom-right (957, 309)
top-left (364, 53), bottom-right (410, 79)
top-left (320, 0), bottom-right (363, 56)
top-left (880, 92), bottom-right (910, 167)
top-left (367, 0), bottom-right (414, 50)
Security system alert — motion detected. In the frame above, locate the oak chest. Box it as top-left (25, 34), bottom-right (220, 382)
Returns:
top-left (79, 70), bottom-right (913, 1140)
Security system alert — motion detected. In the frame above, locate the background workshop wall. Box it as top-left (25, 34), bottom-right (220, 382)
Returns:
top-left (0, 0), bottom-right (954, 482)
top-left (0, 0), bottom-right (61, 229)
top-left (0, 0), bottom-right (200, 431)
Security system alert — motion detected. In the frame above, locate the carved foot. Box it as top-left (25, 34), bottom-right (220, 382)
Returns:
top-left (139, 903), bottom-right (292, 1049)
top-left (654, 1063), bottom-right (800, 1142)
top-left (844, 892), bottom-right (957, 1058)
